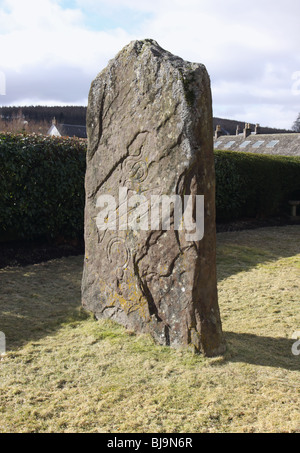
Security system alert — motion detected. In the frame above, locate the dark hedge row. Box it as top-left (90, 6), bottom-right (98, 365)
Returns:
top-left (0, 133), bottom-right (86, 241)
top-left (214, 149), bottom-right (300, 222)
top-left (1, 134), bottom-right (300, 242)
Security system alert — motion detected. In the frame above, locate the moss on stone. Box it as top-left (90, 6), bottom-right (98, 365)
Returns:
top-left (178, 69), bottom-right (196, 107)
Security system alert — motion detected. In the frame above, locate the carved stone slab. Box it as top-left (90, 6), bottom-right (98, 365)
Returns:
top-left (82, 39), bottom-right (225, 356)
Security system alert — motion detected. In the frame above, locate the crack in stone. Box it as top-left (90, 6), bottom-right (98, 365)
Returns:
top-left (88, 82), bottom-right (107, 162)
top-left (133, 254), bottom-right (163, 323)
top-left (88, 153), bottom-right (129, 199)
top-left (156, 102), bottom-right (180, 132)
top-left (103, 90), bottom-right (120, 120)
top-left (89, 130), bottom-right (150, 199)
top-left (135, 230), bottom-right (165, 266)
top-left (158, 251), bottom-right (183, 279)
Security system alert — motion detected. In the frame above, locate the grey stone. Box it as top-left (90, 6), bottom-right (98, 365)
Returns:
top-left (82, 39), bottom-right (225, 356)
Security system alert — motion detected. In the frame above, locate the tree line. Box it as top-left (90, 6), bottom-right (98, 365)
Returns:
top-left (0, 105), bottom-right (298, 135)
top-left (0, 106), bottom-right (87, 126)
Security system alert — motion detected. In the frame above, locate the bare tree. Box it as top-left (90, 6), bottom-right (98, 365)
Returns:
top-left (292, 113), bottom-right (300, 132)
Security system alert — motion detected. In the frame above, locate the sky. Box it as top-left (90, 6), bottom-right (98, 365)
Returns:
top-left (0, 0), bottom-right (300, 129)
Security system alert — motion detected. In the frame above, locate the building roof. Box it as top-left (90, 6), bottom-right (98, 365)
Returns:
top-left (214, 133), bottom-right (300, 157)
top-left (47, 124), bottom-right (61, 137)
top-left (58, 124), bottom-right (87, 139)
top-left (47, 122), bottom-right (87, 139)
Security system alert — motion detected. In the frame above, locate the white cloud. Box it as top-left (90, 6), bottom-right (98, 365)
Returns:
top-left (0, 0), bottom-right (135, 106)
top-left (0, 0), bottom-right (132, 72)
top-left (0, 0), bottom-right (83, 31)
top-left (135, 0), bottom-right (300, 129)
top-left (0, 0), bottom-right (299, 128)
top-left (74, 0), bottom-right (164, 13)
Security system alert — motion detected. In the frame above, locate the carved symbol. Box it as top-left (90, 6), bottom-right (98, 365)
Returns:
top-left (125, 158), bottom-right (148, 185)
top-left (120, 131), bottom-right (150, 188)
top-left (106, 236), bottom-right (130, 281)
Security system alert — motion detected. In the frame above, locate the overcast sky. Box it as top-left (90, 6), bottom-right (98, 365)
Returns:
top-left (0, 0), bottom-right (299, 129)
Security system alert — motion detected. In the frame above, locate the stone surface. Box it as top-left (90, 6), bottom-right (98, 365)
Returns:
top-left (82, 39), bottom-right (225, 356)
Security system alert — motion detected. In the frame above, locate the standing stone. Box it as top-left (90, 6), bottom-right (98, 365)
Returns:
top-left (82, 39), bottom-right (225, 356)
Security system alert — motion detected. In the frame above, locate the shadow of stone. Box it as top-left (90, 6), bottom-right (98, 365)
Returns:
top-left (224, 331), bottom-right (300, 372)
top-left (0, 239), bottom-right (84, 269)
top-left (0, 256), bottom-right (87, 351)
top-left (216, 225), bottom-right (300, 282)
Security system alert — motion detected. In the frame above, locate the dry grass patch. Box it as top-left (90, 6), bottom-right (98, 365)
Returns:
top-left (0, 226), bottom-right (299, 432)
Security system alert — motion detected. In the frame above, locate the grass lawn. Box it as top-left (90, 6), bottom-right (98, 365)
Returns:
top-left (0, 226), bottom-right (299, 433)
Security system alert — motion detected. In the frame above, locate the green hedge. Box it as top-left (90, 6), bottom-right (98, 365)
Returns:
top-left (1, 134), bottom-right (300, 242)
top-left (0, 133), bottom-right (86, 241)
top-left (215, 149), bottom-right (300, 222)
